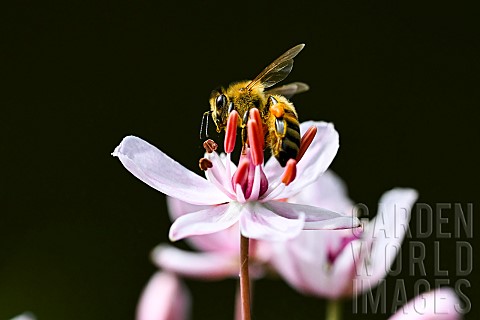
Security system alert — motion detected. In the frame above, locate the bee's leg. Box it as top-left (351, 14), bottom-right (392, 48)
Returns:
top-left (200, 111), bottom-right (212, 139)
top-left (266, 95), bottom-right (287, 138)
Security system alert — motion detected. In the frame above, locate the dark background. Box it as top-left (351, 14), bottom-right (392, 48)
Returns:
top-left (1, 1), bottom-right (478, 319)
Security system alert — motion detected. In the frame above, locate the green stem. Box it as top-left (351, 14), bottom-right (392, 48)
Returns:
top-left (326, 299), bottom-right (342, 320)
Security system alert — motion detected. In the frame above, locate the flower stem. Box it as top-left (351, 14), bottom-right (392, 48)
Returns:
top-left (326, 299), bottom-right (342, 320)
top-left (240, 234), bottom-right (251, 320)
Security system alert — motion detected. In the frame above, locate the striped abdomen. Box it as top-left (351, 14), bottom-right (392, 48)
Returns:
top-left (267, 106), bottom-right (301, 167)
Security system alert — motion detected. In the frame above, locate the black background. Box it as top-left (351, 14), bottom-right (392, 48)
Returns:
top-left (1, 1), bottom-right (478, 319)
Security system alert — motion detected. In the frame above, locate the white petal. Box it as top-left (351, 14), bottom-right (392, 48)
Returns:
top-left (264, 201), bottom-right (360, 230)
top-left (205, 151), bottom-right (235, 197)
top-left (389, 288), bottom-right (461, 320)
top-left (167, 197), bottom-right (240, 253)
top-left (152, 244), bottom-right (238, 280)
top-left (169, 203), bottom-right (241, 241)
top-left (356, 188), bottom-right (418, 291)
top-left (113, 136), bottom-right (230, 205)
top-left (289, 170), bottom-right (355, 215)
top-left (136, 272), bottom-right (190, 320)
top-left (239, 203), bottom-right (305, 241)
top-left (263, 122), bottom-right (339, 199)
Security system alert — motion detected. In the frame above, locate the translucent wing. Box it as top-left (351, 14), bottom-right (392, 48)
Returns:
top-left (245, 44), bottom-right (305, 91)
top-left (264, 82), bottom-right (310, 99)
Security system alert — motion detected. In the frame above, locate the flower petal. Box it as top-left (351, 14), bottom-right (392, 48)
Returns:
top-left (269, 230), bottom-right (358, 298)
top-left (389, 288), bottom-right (461, 320)
top-left (136, 272), bottom-right (190, 320)
top-left (152, 244), bottom-right (238, 280)
top-left (239, 203), bottom-right (305, 241)
top-left (204, 151), bottom-right (236, 197)
top-left (355, 188), bottom-right (418, 292)
top-left (288, 170), bottom-right (355, 215)
top-left (264, 201), bottom-right (360, 230)
top-left (113, 136), bottom-right (230, 205)
top-left (166, 197), bottom-right (240, 253)
top-left (169, 203), bottom-right (241, 241)
top-left (263, 122), bottom-right (339, 199)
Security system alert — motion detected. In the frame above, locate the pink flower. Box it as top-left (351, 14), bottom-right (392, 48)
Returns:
top-left (113, 115), bottom-right (360, 242)
top-left (268, 170), bottom-right (418, 298)
top-left (389, 288), bottom-right (462, 320)
top-left (136, 272), bottom-right (191, 320)
top-left (150, 197), bottom-right (272, 280)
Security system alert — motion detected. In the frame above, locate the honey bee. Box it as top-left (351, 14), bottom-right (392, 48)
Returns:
top-left (201, 44), bottom-right (309, 167)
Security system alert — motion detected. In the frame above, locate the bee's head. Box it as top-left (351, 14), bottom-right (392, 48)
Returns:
top-left (209, 88), bottom-right (231, 132)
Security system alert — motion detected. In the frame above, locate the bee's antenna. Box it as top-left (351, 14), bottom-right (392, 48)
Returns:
top-left (200, 111), bottom-right (211, 139)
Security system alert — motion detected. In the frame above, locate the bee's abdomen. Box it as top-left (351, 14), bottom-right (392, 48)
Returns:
top-left (276, 112), bottom-right (301, 167)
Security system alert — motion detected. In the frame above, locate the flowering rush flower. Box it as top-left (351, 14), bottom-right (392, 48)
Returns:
top-left (113, 108), bottom-right (360, 241)
top-left (268, 170), bottom-right (418, 298)
top-left (136, 271), bottom-right (190, 320)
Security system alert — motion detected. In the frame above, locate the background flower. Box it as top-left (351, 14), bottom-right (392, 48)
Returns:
top-left (269, 171), bottom-right (418, 298)
top-left (136, 272), bottom-right (190, 320)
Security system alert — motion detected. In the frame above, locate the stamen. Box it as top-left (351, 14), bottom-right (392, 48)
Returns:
top-left (232, 158), bottom-right (250, 188)
top-left (225, 110), bottom-right (239, 154)
top-left (199, 158), bottom-right (213, 171)
top-left (203, 139), bottom-right (218, 153)
top-left (281, 159), bottom-right (297, 186)
top-left (296, 126), bottom-right (317, 162)
top-left (249, 108), bottom-right (264, 149)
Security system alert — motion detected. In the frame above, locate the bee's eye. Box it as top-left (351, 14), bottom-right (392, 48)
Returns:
top-left (216, 94), bottom-right (227, 110)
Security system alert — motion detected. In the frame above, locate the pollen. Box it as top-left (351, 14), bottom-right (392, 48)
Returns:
top-left (225, 111), bottom-right (239, 154)
top-left (281, 159), bottom-right (297, 186)
top-left (199, 158), bottom-right (213, 171)
top-left (296, 126), bottom-right (317, 162)
top-left (270, 103), bottom-right (285, 118)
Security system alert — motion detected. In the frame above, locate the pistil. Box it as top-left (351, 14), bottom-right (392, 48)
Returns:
top-left (225, 111), bottom-right (239, 154)
top-left (247, 118), bottom-right (264, 166)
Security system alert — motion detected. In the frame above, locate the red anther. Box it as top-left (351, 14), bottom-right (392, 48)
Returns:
top-left (199, 158), bottom-right (213, 171)
top-left (249, 108), bottom-right (264, 149)
top-left (232, 158), bottom-right (250, 187)
top-left (296, 126), bottom-right (317, 162)
top-left (224, 111), bottom-right (239, 154)
top-left (247, 119), bottom-right (264, 166)
top-left (281, 159), bottom-right (297, 186)
top-left (203, 139), bottom-right (218, 153)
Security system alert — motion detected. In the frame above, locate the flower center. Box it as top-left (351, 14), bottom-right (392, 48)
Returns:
top-left (199, 108), bottom-right (319, 201)
top-left (327, 233), bottom-right (361, 265)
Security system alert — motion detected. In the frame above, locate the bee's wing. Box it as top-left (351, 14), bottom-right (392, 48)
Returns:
top-left (264, 82), bottom-right (310, 99)
top-left (245, 44), bottom-right (305, 91)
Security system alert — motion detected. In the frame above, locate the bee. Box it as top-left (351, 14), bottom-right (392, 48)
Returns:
top-left (201, 44), bottom-right (309, 167)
